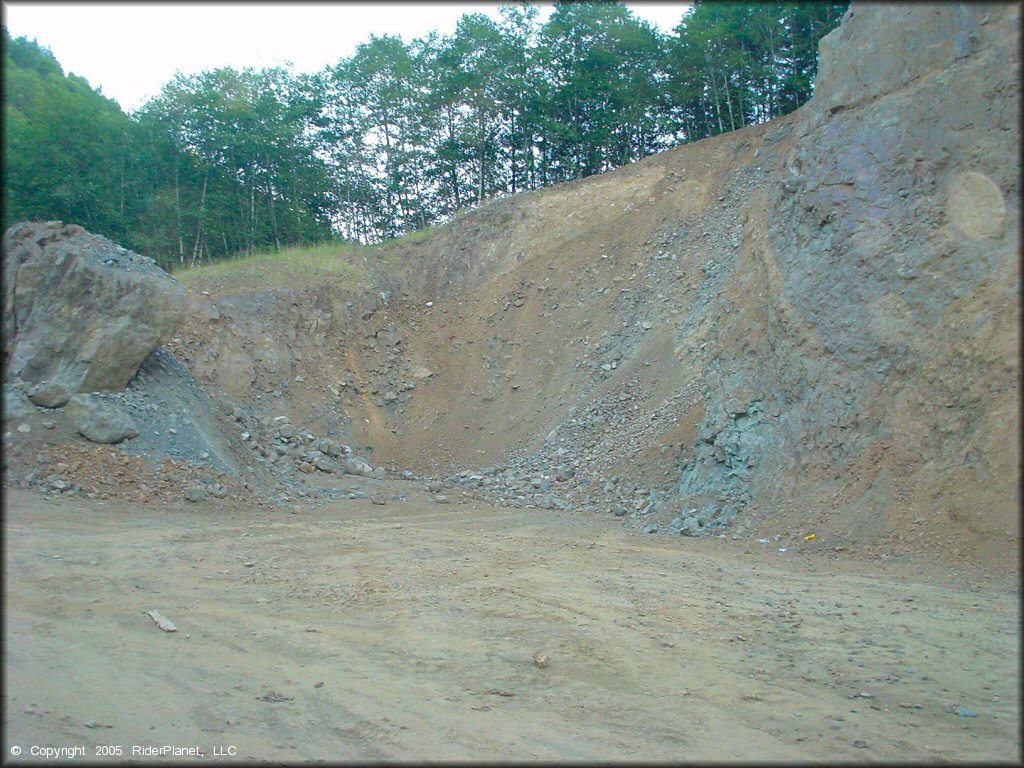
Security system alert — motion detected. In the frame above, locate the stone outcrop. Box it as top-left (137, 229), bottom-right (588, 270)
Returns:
top-left (676, 3), bottom-right (1019, 537)
top-left (3, 221), bottom-right (187, 394)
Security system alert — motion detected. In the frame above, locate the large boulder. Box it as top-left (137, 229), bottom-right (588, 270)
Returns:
top-left (3, 221), bottom-right (187, 394)
top-left (65, 393), bottom-right (139, 444)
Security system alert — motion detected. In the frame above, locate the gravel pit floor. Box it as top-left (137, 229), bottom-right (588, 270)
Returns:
top-left (3, 487), bottom-right (1019, 763)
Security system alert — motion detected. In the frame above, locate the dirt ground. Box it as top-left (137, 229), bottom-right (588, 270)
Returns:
top-left (3, 486), bottom-right (1019, 763)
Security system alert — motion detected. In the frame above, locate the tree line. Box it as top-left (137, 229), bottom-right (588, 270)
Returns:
top-left (3, 1), bottom-right (847, 270)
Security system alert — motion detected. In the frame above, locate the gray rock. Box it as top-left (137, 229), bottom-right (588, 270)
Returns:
top-left (672, 4), bottom-right (1018, 546)
top-left (184, 487), bottom-right (209, 503)
top-left (411, 366), bottom-right (433, 379)
top-left (314, 457), bottom-right (340, 473)
top-left (28, 381), bottom-right (72, 408)
top-left (3, 221), bottom-right (187, 393)
top-left (65, 394), bottom-right (139, 444)
top-left (344, 457), bottom-right (374, 477)
top-left (669, 514), bottom-right (704, 537)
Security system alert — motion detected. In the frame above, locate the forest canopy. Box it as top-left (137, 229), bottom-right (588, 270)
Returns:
top-left (2, 1), bottom-right (847, 270)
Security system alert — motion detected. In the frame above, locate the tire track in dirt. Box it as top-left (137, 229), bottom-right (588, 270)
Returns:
top-left (3, 489), bottom-right (1019, 762)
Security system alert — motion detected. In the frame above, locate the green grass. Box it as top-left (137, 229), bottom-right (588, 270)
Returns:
top-left (372, 222), bottom-right (446, 250)
top-left (174, 240), bottom-right (368, 294)
top-left (173, 223), bottom-right (450, 296)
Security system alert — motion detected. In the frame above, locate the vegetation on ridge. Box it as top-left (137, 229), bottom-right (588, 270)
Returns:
top-left (2, 1), bottom-right (846, 270)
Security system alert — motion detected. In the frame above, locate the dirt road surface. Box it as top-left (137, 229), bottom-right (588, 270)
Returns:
top-left (3, 486), bottom-right (1019, 763)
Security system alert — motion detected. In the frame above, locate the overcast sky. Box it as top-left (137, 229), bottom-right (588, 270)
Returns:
top-left (1, 2), bottom-right (692, 113)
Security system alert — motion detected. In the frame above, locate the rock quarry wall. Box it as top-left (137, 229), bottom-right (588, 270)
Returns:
top-left (675, 2), bottom-right (1019, 543)
top-left (4, 3), bottom-right (1017, 562)
top-left (165, 3), bottom-right (1018, 559)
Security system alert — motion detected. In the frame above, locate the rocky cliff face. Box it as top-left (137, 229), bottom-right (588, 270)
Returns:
top-left (675, 2), bottom-right (1019, 545)
top-left (3, 221), bottom-right (188, 396)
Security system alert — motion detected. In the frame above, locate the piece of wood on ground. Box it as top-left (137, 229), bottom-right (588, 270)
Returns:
top-left (148, 610), bottom-right (177, 632)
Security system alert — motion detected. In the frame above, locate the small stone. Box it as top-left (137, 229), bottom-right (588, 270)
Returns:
top-left (183, 487), bottom-right (208, 503)
top-left (315, 457), bottom-right (339, 473)
top-left (344, 457), bottom-right (374, 477)
top-left (953, 706), bottom-right (978, 718)
top-left (853, 740), bottom-right (868, 749)
top-left (411, 366), bottom-right (433, 380)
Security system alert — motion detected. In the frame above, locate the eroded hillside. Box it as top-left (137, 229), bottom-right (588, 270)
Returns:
top-left (153, 3), bottom-right (1018, 567)
top-left (4, 3), bottom-right (1018, 569)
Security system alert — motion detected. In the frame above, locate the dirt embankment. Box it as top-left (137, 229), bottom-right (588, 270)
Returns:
top-left (159, 3), bottom-right (1020, 569)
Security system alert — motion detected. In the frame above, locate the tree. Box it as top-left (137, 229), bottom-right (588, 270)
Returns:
top-left (141, 65), bottom-right (334, 260)
top-left (4, 5), bottom-right (847, 263)
top-left (3, 30), bottom-right (135, 239)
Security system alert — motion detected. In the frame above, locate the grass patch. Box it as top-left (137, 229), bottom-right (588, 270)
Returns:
top-left (172, 222), bottom-right (452, 296)
top-left (374, 223), bottom-right (444, 249)
top-left (174, 240), bottom-right (368, 295)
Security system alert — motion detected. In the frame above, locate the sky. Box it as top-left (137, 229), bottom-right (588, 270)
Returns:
top-left (1, 2), bottom-right (692, 113)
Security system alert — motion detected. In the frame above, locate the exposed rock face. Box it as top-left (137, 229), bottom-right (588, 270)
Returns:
top-left (678, 3), bottom-right (1019, 537)
top-left (141, 2), bottom-right (1015, 561)
top-left (3, 221), bottom-right (188, 394)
